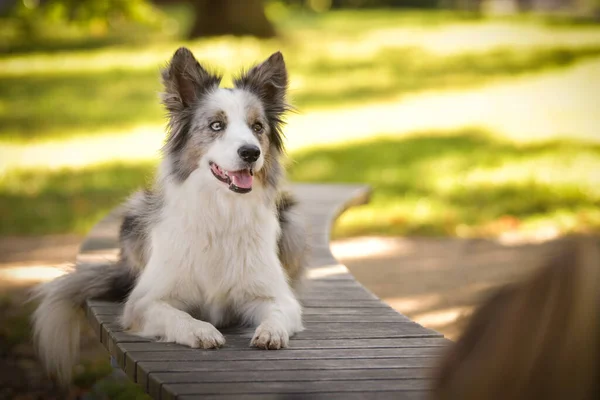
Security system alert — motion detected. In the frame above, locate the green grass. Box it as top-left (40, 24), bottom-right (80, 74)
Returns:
top-left (0, 162), bottom-right (155, 235)
top-left (288, 130), bottom-right (600, 238)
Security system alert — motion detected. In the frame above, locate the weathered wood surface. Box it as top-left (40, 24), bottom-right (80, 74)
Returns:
top-left (79, 183), bottom-right (450, 399)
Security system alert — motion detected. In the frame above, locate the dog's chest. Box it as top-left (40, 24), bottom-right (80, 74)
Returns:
top-left (160, 183), bottom-right (280, 302)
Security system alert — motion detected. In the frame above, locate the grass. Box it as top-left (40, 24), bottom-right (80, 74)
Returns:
top-left (0, 162), bottom-right (155, 235)
top-left (0, 9), bottom-right (600, 239)
top-left (289, 130), bottom-right (600, 238)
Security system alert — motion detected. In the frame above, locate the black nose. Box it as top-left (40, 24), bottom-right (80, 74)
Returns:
top-left (238, 145), bottom-right (261, 163)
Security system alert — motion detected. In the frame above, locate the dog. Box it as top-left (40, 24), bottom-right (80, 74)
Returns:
top-left (32, 48), bottom-right (307, 385)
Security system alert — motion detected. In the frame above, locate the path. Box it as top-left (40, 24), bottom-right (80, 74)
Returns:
top-left (332, 236), bottom-right (566, 340)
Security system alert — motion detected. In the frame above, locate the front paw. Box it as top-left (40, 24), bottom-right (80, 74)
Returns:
top-left (177, 320), bottom-right (225, 349)
top-left (251, 322), bottom-right (289, 350)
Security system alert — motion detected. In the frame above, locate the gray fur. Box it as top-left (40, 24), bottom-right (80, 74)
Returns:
top-left (234, 51), bottom-right (291, 154)
top-left (161, 47), bottom-right (222, 182)
top-left (31, 262), bottom-right (135, 385)
top-left (119, 189), bottom-right (162, 272)
top-left (276, 192), bottom-right (308, 289)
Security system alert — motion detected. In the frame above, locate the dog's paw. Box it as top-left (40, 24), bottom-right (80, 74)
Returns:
top-left (177, 320), bottom-right (225, 349)
top-left (251, 322), bottom-right (289, 350)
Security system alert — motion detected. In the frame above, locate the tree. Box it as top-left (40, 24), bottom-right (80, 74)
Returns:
top-left (187, 0), bottom-right (276, 39)
top-left (4, 0), bottom-right (161, 38)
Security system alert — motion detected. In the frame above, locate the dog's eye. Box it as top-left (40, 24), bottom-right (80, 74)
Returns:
top-left (252, 122), bottom-right (264, 134)
top-left (210, 121), bottom-right (224, 131)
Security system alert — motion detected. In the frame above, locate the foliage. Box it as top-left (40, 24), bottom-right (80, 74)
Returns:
top-left (0, 0), bottom-right (167, 53)
top-left (7, 0), bottom-right (161, 28)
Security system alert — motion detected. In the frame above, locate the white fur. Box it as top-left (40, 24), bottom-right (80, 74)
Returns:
top-left (32, 296), bottom-right (79, 384)
top-left (122, 88), bottom-right (303, 349)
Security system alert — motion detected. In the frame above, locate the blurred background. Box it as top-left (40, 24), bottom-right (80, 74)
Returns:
top-left (0, 0), bottom-right (599, 398)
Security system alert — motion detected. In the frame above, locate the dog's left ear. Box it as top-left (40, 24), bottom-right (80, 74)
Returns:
top-left (234, 51), bottom-right (288, 110)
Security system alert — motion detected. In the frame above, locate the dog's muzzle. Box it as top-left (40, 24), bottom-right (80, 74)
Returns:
top-left (209, 161), bottom-right (254, 194)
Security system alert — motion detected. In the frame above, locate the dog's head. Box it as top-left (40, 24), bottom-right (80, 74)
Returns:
top-left (161, 47), bottom-right (289, 194)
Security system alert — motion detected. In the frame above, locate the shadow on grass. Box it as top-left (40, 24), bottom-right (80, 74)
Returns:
top-left (2, 45), bottom-right (600, 142)
top-left (0, 162), bottom-right (156, 236)
top-left (288, 129), bottom-right (600, 237)
top-left (0, 68), bottom-right (163, 142)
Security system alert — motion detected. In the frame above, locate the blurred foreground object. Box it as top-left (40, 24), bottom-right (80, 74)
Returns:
top-left (432, 235), bottom-right (600, 400)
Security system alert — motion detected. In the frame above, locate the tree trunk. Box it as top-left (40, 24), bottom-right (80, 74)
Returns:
top-left (188, 0), bottom-right (276, 39)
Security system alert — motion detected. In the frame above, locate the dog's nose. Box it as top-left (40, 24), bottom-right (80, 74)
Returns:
top-left (238, 145), bottom-right (261, 163)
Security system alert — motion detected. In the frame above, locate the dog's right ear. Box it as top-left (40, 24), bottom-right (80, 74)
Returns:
top-left (161, 47), bottom-right (221, 113)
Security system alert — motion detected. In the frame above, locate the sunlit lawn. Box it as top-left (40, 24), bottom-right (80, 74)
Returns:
top-left (1, 9), bottom-right (599, 239)
top-left (290, 130), bottom-right (600, 238)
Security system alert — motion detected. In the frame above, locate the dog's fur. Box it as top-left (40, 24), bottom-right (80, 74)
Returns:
top-left (32, 48), bottom-right (307, 385)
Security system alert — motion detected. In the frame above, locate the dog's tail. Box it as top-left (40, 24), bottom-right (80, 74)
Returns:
top-left (31, 261), bottom-right (135, 386)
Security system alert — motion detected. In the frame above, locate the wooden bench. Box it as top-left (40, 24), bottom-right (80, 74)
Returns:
top-left (78, 183), bottom-right (450, 399)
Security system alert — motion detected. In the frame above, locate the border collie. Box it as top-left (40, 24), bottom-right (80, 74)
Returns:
top-left (32, 48), bottom-right (307, 385)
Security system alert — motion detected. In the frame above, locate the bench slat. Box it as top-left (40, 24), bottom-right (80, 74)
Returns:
top-left (162, 379), bottom-right (431, 399)
top-left (178, 393), bottom-right (429, 400)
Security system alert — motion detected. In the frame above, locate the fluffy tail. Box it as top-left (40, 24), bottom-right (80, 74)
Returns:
top-left (31, 262), bottom-right (134, 386)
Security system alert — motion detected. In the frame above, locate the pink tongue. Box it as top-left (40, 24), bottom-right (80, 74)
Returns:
top-left (229, 170), bottom-right (253, 189)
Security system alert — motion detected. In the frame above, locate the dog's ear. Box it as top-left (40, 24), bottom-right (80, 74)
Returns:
top-left (234, 51), bottom-right (288, 110)
top-left (161, 47), bottom-right (221, 112)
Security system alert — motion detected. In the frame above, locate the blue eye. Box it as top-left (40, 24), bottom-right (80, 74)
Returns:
top-left (210, 121), bottom-right (224, 131)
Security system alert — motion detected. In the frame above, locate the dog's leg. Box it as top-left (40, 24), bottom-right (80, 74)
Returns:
top-left (123, 299), bottom-right (225, 349)
top-left (241, 285), bottom-right (303, 350)
top-left (122, 262), bottom-right (225, 349)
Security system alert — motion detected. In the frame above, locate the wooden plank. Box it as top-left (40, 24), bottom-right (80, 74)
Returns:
top-left (293, 324), bottom-right (441, 340)
top-left (107, 330), bottom-right (152, 343)
top-left (149, 368), bottom-right (433, 398)
top-left (178, 393), bottom-right (428, 400)
top-left (128, 347), bottom-right (444, 363)
top-left (301, 307), bottom-right (400, 316)
top-left (129, 348), bottom-right (443, 380)
top-left (137, 357), bottom-right (439, 377)
top-left (162, 379), bottom-right (431, 398)
top-left (301, 300), bottom-right (394, 307)
top-left (101, 321), bottom-right (440, 340)
top-left (120, 337), bottom-right (449, 353)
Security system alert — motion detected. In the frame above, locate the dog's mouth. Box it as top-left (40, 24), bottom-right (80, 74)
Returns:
top-left (209, 162), bottom-right (254, 194)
